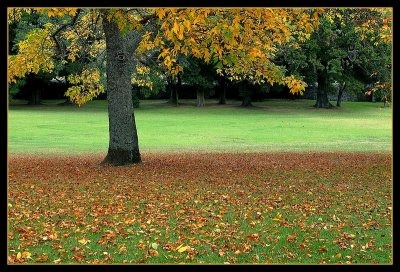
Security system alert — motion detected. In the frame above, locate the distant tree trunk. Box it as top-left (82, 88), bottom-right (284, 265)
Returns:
top-left (28, 88), bottom-right (41, 105)
top-left (167, 75), bottom-right (179, 106)
top-left (314, 72), bottom-right (333, 108)
top-left (382, 95), bottom-right (387, 108)
top-left (218, 76), bottom-right (226, 104)
top-left (241, 95), bottom-right (252, 107)
top-left (175, 73), bottom-right (181, 106)
top-left (196, 89), bottom-right (205, 107)
top-left (101, 12), bottom-right (141, 166)
top-left (336, 81), bottom-right (346, 107)
top-left (27, 74), bottom-right (42, 105)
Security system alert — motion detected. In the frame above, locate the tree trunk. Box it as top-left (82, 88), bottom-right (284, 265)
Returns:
top-left (101, 13), bottom-right (141, 166)
top-left (336, 81), bottom-right (346, 107)
top-left (175, 74), bottom-right (181, 106)
top-left (383, 95), bottom-right (387, 108)
top-left (218, 76), bottom-right (226, 104)
top-left (28, 88), bottom-right (41, 105)
top-left (314, 72), bottom-right (333, 108)
top-left (241, 95), bottom-right (252, 107)
top-left (196, 89), bottom-right (205, 107)
top-left (167, 76), bottom-right (179, 106)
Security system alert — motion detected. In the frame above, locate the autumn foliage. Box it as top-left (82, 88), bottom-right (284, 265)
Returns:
top-left (7, 8), bottom-right (325, 106)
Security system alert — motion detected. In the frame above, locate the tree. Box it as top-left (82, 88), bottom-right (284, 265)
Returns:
top-left (8, 8), bottom-right (321, 165)
top-left (180, 57), bottom-right (215, 107)
top-left (275, 8), bottom-right (392, 108)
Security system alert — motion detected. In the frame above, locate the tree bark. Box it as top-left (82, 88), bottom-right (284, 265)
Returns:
top-left (101, 12), bottom-right (141, 166)
top-left (336, 81), bottom-right (346, 107)
top-left (314, 72), bottom-right (333, 108)
top-left (196, 89), bottom-right (205, 107)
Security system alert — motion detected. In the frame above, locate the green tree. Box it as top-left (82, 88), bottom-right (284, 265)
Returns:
top-left (181, 57), bottom-right (215, 107)
top-left (275, 8), bottom-right (392, 108)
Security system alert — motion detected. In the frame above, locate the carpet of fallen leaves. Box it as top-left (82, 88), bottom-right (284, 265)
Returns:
top-left (8, 152), bottom-right (392, 264)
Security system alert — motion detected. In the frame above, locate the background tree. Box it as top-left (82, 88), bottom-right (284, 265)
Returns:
top-left (275, 8), bottom-right (392, 108)
top-left (181, 57), bottom-right (215, 107)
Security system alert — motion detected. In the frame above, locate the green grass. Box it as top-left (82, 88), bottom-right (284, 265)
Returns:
top-left (8, 99), bottom-right (391, 155)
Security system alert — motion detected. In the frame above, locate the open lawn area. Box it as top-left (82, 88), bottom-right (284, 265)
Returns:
top-left (8, 99), bottom-right (392, 264)
top-left (8, 99), bottom-right (392, 154)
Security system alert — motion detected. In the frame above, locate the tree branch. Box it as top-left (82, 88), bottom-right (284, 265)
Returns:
top-left (51, 9), bottom-right (81, 59)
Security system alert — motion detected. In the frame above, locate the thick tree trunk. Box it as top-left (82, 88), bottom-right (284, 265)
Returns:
top-left (336, 82), bottom-right (346, 107)
top-left (314, 72), bottom-right (333, 108)
top-left (101, 13), bottom-right (141, 165)
top-left (241, 95), bottom-right (252, 107)
top-left (218, 76), bottom-right (226, 104)
top-left (196, 89), bottom-right (205, 107)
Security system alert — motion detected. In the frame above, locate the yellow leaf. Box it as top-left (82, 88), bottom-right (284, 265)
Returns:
top-left (158, 9), bottom-right (165, 20)
top-left (178, 246), bottom-right (189, 253)
top-left (178, 25), bottom-right (185, 40)
top-left (175, 243), bottom-right (184, 251)
top-left (173, 21), bottom-right (179, 34)
top-left (272, 218), bottom-right (281, 221)
top-left (23, 251), bottom-right (32, 259)
top-left (16, 252), bottom-right (22, 260)
top-left (78, 238), bottom-right (89, 245)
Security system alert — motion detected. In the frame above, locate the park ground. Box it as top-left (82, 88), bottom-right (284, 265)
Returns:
top-left (8, 99), bottom-right (392, 264)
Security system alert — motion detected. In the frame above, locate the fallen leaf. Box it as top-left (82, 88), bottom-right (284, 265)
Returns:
top-left (178, 246), bottom-right (189, 253)
top-left (151, 242), bottom-right (158, 250)
top-left (149, 249), bottom-right (159, 256)
top-left (78, 238), bottom-right (90, 245)
top-left (36, 254), bottom-right (49, 262)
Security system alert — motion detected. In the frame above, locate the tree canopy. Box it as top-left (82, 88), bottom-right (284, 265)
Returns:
top-left (8, 8), bottom-right (326, 106)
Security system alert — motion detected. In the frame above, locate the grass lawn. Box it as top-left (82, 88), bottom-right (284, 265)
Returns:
top-left (8, 99), bottom-right (392, 264)
top-left (8, 99), bottom-right (391, 154)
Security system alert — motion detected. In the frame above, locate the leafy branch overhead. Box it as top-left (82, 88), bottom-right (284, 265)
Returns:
top-left (8, 8), bottom-right (332, 105)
